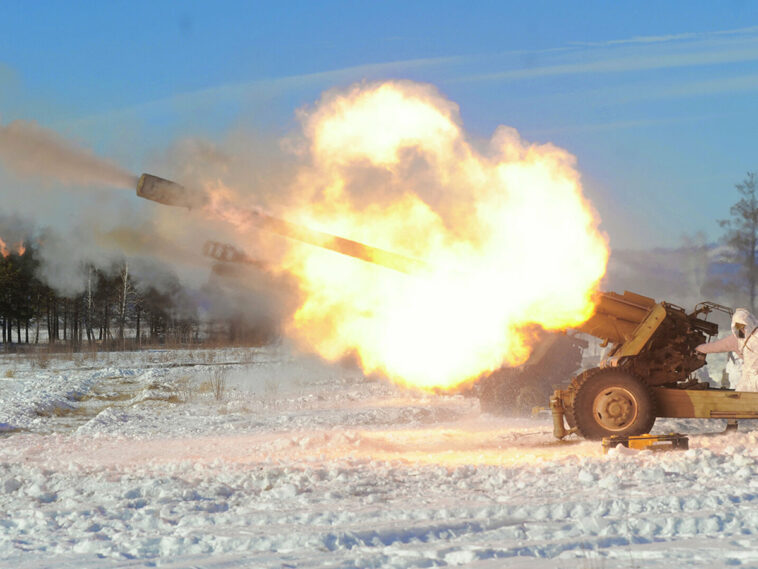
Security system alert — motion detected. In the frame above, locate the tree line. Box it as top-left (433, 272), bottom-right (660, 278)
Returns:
top-left (0, 244), bottom-right (202, 351)
top-left (719, 172), bottom-right (758, 312)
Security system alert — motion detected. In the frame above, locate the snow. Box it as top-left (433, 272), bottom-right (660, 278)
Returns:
top-left (1, 346), bottom-right (758, 568)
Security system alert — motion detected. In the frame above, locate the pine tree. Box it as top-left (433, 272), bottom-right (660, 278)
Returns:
top-left (719, 172), bottom-right (758, 311)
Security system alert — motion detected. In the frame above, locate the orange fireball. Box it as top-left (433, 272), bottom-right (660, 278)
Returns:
top-left (207, 81), bottom-right (609, 391)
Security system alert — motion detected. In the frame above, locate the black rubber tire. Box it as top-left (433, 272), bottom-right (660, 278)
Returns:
top-left (565, 368), bottom-right (602, 428)
top-left (572, 368), bottom-right (656, 440)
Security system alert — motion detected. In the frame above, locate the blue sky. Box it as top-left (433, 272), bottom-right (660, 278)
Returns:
top-left (3, 1), bottom-right (758, 249)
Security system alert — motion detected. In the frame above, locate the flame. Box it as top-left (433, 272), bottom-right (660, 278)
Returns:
top-left (0, 238), bottom-right (25, 258)
top-left (208, 81), bottom-right (608, 390)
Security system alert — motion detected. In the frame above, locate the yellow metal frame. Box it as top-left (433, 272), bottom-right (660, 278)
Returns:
top-left (654, 387), bottom-right (758, 419)
top-left (614, 304), bottom-right (668, 358)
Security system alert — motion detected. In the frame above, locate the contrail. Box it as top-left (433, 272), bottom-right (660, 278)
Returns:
top-left (0, 120), bottom-right (137, 188)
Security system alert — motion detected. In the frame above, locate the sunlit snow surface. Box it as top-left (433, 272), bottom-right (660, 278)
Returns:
top-left (1, 346), bottom-right (758, 568)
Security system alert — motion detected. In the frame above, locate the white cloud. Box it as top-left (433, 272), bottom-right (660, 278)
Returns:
top-left (528, 112), bottom-right (729, 137)
top-left (570, 25), bottom-right (758, 48)
top-left (461, 27), bottom-right (758, 82)
top-left (54, 56), bottom-right (462, 132)
top-left (638, 72), bottom-right (758, 101)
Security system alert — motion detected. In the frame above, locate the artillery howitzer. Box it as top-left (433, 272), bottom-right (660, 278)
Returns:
top-left (137, 174), bottom-right (427, 274)
top-left (203, 241), bottom-right (258, 265)
top-left (549, 291), bottom-right (758, 439)
top-left (202, 240), bottom-right (268, 278)
top-left (136, 174), bottom-right (758, 440)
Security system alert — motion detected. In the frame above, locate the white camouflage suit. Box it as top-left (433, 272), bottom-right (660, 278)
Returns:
top-left (696, 308), bottom-right (758, 392)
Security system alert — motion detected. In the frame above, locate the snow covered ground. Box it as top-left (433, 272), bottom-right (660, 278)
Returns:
top-left (1, 346), bottom-right (758, 568)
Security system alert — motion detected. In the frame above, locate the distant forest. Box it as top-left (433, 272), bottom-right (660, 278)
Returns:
top-left (0, 242), bottom-right (272, 351)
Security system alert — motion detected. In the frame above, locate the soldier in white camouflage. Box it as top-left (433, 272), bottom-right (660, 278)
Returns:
top-left (696, 308), bottom-right (758, 392)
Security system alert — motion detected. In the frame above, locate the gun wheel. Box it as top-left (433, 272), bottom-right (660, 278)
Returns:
top-left (565, 368), bottom-right (602, 428)
top-left (572, 368), bottom-right (655, 440)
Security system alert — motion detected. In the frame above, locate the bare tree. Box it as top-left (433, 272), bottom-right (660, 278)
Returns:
top-left (118, 260), bottom-right (130, 348)
top-left (85, 266), bottom-right (94, 346)
top-left (719, 172), bottom-right (758, 311)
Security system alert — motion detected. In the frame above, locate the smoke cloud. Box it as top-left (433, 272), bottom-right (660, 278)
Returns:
top-left (0, 117), bottom-right (296, 336)
top-left (0, 120), bottom-right (137, 188)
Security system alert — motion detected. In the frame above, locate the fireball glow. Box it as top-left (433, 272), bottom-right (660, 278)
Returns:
top-left (208, 81), bottom-right (609, 390)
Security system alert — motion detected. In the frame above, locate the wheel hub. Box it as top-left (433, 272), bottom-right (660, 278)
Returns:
top-left (592, 387), bottom-right (638, 431)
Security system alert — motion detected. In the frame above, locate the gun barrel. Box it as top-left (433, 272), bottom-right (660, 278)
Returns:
top-left (136, 173), bottom-right (427, 274)
top-left (253, 214), bottom-right (428, 274)
top-left (575, 291), bottom-right (657, 345)
top-left (137, 174), bottom-right (208, 209)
